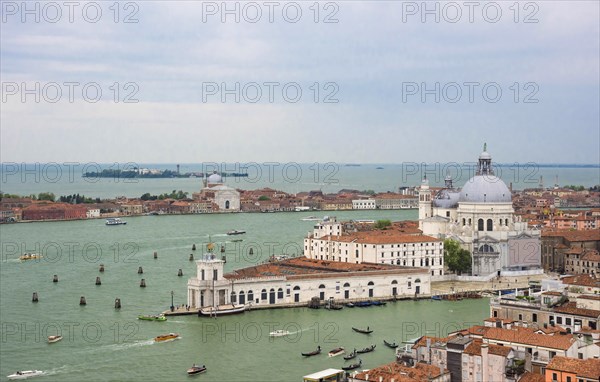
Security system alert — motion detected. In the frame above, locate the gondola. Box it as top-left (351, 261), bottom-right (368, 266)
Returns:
top-left (345, 303), bottom-right (355, 308)
top-left (352, 327), bottom-right (373, 334)
top-left (341, 359), bottom-right (362, 371)
top-left (371, 300), bottom-right (386, 306)
top-left (356, 344), bottom-right (376, 354)
top-left (301, 346), bottom-right (321, 357)
top-left (343, 349), bottom-right (357, 360)
top-left (354, 301), bottom-right (372, 307)
top-left (383, 340), bottom-right (398, 349)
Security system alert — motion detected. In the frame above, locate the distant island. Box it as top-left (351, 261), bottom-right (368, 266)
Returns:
top-left (82, 169), bottom-right (249, 179)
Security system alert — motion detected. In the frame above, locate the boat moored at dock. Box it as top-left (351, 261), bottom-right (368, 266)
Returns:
top-left (198, 304), bottom-right (246, 317)
top-left (138, 314), bottom-right (167, 322)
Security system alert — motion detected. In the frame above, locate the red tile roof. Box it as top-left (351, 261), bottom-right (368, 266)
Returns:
top-left (546, 356), bottom-right (600, 379)
top-left (483, 326), bottom-right (576, 350)
top-left (553, 302), bottom-right (600, 319)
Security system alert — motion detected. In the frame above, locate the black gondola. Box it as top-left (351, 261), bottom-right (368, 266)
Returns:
top-left (383, 340), bottom-right (398, 348)
top-left (343, 349), bottom-right (357, 360)
top-left (352, 326), bottom-right (373, 334)
top-left (346, 303), bottom-right (355, 308)
top-left (301, 346), bottom-right (321, 357)
top-left (341, 359), bottom-right (362, 371)
top-left (371, 301), bottom-right (386, 306)
top-left (356, 344), bottom-right (376, 354)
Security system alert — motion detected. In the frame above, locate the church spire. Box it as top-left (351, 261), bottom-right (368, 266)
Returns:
top-left (477, 144), bottom-right (493, 176)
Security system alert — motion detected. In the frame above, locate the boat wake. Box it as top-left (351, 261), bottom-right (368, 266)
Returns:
top-left (85, 339), bottom-right (155, 354)
top-left (43, 365), bottom-right (69, 376)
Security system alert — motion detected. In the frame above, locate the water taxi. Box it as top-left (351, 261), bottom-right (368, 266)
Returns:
top-left (138, 314), bottom-right (167, 322)
top-left (105, 218), bottom-right (127, 226)
top-left (19, 253), bottom-right (42, 261)
top-left (47, 335), bottom-right (62, 343)
top-left (327, 347), bottom-right (345, 357)
top-left (7, 370), bottom-right (44, 380)
top-left (226, 230), bottom-right (246, 235)
top-left (154, 333), bottom-right (179, 342)
top-left (187, 364), bottom-right (207, 375)
top-left (269, 330), bottom-right (290, 337)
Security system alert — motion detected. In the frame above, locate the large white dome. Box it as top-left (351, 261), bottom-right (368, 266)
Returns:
top-left (459, 175), bottom-right (511, 203)
top-left (207, 172), bottom-right (222, 184)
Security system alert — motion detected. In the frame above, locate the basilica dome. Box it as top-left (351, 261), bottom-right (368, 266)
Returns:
top-left (458, 175), bottom-right (511, 203)
top-left (207, 172), bottom-right (222, 184)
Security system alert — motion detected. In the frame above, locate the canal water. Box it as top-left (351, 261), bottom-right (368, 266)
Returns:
top-left (0, 210), bottom-right (490, 381)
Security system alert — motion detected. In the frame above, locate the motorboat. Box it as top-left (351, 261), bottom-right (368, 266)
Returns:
top-left (383, 340), bottom-right (398, 349)
top-left (352, 327), bottom-right (373, 334)
top-left (269, 330), bottom-right (290, 337)
top-left (356, 344), bottom-right (376, 354)
top-left (198, 304), bottom-right (245, 317)
top-left (346, 302), bottom-right (355, 308)
top-left (154, 333), bottom-right (179, 342)
top-left (328, 347), bottom-right (345, 357)
top-left (105, 218), bottom-right (126, 226)
top-left (342, 359), bottom-right (362, 371)
top-left (187, 364), bottom-right (206, 375)
top-left (343, 349), bottom-right (357, 360)
top-left (226, 230), bottom-right (246, 235)
top-left (301, 216), bottom-right (322, 221)
top-left (7, 370), bottom-right (43, 380)
top-left (19, 253), bottom-right (42, 261)
top-left (301, 346), bottom-right (321, 357)
top-left (138, 314), bottom-right (167, 322)
top-left (47, 335), bottom-right (62, 343)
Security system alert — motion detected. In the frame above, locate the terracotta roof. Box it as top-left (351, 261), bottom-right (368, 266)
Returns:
top-left (224, 257), bottom-right (426, 280)
top-left (578, 295), bottom-right (600, 301)
top-left (483, 327), bottom-right (576, 350)
top-left (542, 291), bottom-right (563, 296)
top-left (561, 274), bottom-right (600, 288)
top-left (542, 229), bottom-right (600, 242)
top-left (553, 302), bottom-right (600, 318)
top-left (412, 336), bottom-right (449, 350)
top-left (352, 361), bottom-right (448, 382)
top-left (546, 356), bottom-right (600, 379)
top-left (518, 372), bottom-right (545, 382)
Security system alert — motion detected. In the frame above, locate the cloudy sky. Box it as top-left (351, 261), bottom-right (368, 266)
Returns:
top-left (1, 1), bottom-right (598, 164)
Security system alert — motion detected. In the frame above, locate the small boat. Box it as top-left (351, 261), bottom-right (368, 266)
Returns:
top-left (354, 301), bottom-right (372, 307)
top-left (47, 335), bottom-right (62, 343)
top-left (376, 166), bottom-right (384, 170)
top-left (301, 216), bottom-right (322, 221)
top-left (138, 314), bottom-right (167, 322)
top-left (371, 300), bottom-right (386, 306)
top-left (105, 218), bottom-right (126, 226)
top-left (198, 304), bottom-right (245, 317)
top-left (301, 346), bottom-right (321, 357)
top-left (328, 347), bottom-right (345, 357)
top-left (352, 327), bottom-right (373, 334)
top-left (345, 303), bottom-right (355, 308)
top-left (342, 359), bottom-right (362, 371)
top-left (343, 349), bottom-right (357, 360)
top-left (431, 295), bottom-right (443, 301)
top-left (230, 239), bottom-right (243, 242)
top-left (383, 340), bottom-right (398, 349)
top-left (187, 364), bottom-right (207, 375)
top-left (7, 370), bottom-right (43, 380)
top-left (19, 253), bottom-right (42, 261)
top-left (154, 333), bottom-right (179, 342)
top-left (269, 330), bottom-right (290, 337)
top-left (356, 344), bottom-right (376, 354)
top-left (226, 230), bottom-right (246, 235)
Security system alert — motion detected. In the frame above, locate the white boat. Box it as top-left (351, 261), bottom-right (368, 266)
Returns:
top-left (106, 218), bottom-right (126, 226)
top-left (269, 330), bottom-right (290, 337)
top-left (47, 335), bottom-right (62, 343)
top-left (7, 370), bottom-right (44, 380)
top-left (226, 230), bottom-right (246, 235)
top-left (328, 347), bottom-right (345, 357)
top-left (301, 216), bottom-right (321, 221)
top-left (198, 304), bottom-right (246, 317)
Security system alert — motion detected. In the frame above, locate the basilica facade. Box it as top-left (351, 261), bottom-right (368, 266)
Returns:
top-left (418, 145), bottom-right (542, 276)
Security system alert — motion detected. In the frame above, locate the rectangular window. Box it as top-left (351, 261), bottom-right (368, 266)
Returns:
top-left (556, 316), bottom-right (563, 324)
top-left (566, 318), bottom-right (572, 325)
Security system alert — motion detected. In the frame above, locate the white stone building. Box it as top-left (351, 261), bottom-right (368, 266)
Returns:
top-left (352, 199), bottom-right (376, 209)
top-left (418, 145), bottom-right (542, 276)
top-left (303, 218), bottom-right (445, 276)
top-left (187, 253), bottom-right (431, 309)
top-left (195, 172), bottom-right (241, 212)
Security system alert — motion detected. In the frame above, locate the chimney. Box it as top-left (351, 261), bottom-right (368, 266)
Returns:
top-left (481, 343), bottom-right (489, 382)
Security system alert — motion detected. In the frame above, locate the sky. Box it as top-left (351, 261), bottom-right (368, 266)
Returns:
top-left (1, 1), bottom-right (599, 164)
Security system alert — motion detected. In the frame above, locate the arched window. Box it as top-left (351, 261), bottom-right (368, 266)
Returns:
top-left (343, 283), bottom-right (350, 288)
top-left (277, 288), bottom-right (284, 299)
top-left (239, 291), bottom-right (245, 305)
top-left (487, 219), bottom-right (493, 231)
top-left (468, 218), bottom-right (472, 225)
top-left (478, 219), bottom-right (484, 231)
top-left (247, 290), bottom-right (254, 301)
top-left (367, 281), bottom-right (374, 286)
top-left (230, 291), bottom-right (236, 303)
top-left (415, 278), bottom-right (421, 283)
top-left (479, 244), bottom-right (495, 253)
top-left (293, 286), bottom-right (300, 291)
top-left (318, 284), bottom-right (326, 300)
top-left (462, 218), bottom-right (466, 226)
top-left (505, 218), bottom-right (509, 226)
top-left (225, 200), bottom-right (230, 209)
top-left (261, 289), bottom-right (267, 300)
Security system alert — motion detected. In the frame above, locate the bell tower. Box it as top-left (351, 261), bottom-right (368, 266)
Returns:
top-left (418, 175), bottom-right (432, 230)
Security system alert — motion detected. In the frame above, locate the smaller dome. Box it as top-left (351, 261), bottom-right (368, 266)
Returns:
top-left (479, 151), bottom-right (491, 160)
top-left (433, 189), bottom-right (460, 208)
top-left (207, 172), bottom-right (222, 184)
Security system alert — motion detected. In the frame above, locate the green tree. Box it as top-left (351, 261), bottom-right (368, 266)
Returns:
top-left (443, 239), bottom-right (472, 274)
top-left (258, 195), bottom-right (270, 201)
top-left (374, 219), bottom-right (392, 229)
top-left (37, 192), bottom-right (55, 201)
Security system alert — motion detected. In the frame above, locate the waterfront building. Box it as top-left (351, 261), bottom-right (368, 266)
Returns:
top-left (303, 217), bottom-right (444, 276)
top-left (418, 145), bottom-right (542, 277)
top-left (193, 172), bottom-right (240, 212)
top-left (186, 253), bottom-right (430, 309)
top-left (352, 199), bottom-right (376, 209)
top-left (374, 193), bottom-right (418, 209)
top-left (541, 229), bottom-right (600, 272)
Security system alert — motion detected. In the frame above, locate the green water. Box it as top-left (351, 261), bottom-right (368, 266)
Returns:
top-left (0, 211), bottom-right (489, 381)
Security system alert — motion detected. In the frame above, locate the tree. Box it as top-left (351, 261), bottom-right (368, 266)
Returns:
top-left (258, 195), bottom-right (270, 201)
top-left (374, 219), bottom-right (392, 230)
top-left (443, 239), bottom-right (472, 274)
top-left (37, 192), bottom-right (55, 201)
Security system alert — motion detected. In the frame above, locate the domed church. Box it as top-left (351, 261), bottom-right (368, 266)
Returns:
top-left (419, 145), bottom-right (541, 277)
